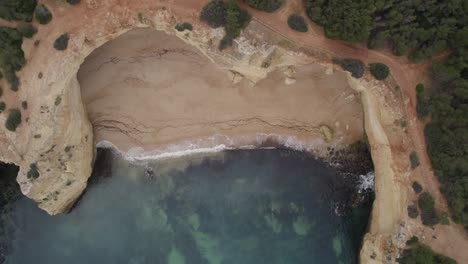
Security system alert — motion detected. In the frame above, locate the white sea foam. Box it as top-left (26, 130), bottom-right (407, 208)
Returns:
top-left (96, 133), bottom-right (327, 163)
top-left (357, 171), bottom-right (375, 193)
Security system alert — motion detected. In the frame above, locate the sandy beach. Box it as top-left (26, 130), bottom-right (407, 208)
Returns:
top-left (78, 28), bottom-right (364, 155)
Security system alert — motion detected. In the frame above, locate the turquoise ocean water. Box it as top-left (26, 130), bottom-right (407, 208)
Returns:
top-left (2, 149), bottom-right (373, 264)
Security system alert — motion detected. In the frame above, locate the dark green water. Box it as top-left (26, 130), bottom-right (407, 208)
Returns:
top-left (1, 149), bottom-right (372, 264)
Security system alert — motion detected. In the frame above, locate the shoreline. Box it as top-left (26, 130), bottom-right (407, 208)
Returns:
top-left (94, 133), bottom-right (375, 194)
top-left (96, 132), bottom-right (333, 163)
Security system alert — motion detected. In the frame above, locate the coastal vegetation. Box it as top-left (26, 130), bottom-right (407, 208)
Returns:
top-left (287, 14), bottom-right (308, 33)
top-left (0, 0), bottom-right (36, 21)
top-left (422, 50), bottom-right (468, 226)
top-left (34, 4), bottom-right (52, 25)
top-left (0, 27), bottom-right (25, 91)
top-left (17, 22), bottom-right (37, 38)
top-left (54, 33), bottom-right (69, 50)
top-left (412, 181), bottom-right (422, 194)
top-left (27, 163), bottom-right (40, 180)
top-left (369, 63), bottom-right (389, 80)
top-left (418, 192), bottom-right (439, 226)
top-left (409, 151), bottom-right (420, 169)
top-left (333, 58), bottom-right (365, 79)
top-left (303, 0), bottom-right (467, 62)
top-left (66, 0), bottom-right (80, 5)
top-left (399, 242), bottom-right (457, 264)
top-left (244, 0), bottom-right (283, 13)
top-left (200, 0), bottom-right (251, 50)
top-left (5, 108), bottom-right (21, 132)
top-left (175, 22), bottom-right (193, 32)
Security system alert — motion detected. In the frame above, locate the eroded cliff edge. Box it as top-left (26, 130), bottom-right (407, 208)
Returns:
top-left (0, 1), bottom-right (410, 263)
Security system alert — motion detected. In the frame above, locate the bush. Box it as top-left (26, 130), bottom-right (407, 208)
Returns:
top-left (0, 27), bottom-right (25, 91)
top-left (369, 62), bottom-right (389, 80)
top-left (66, 0), bottom-right (80, 5)
top-left (5, 108), bottom-right (21, 131)
top-left (35, 4), bottom-right (52, 25)
top-left (21, 101), bottom-right (27, 110)
top-left (0, 0), bottom-right (37, 22)
top-left (399, 244), bottom-right (456, 264)
top-left (287, 15), bottom-right (308, 32)
top-left (407, 205), bottom-right (419, 219)
top-left (410, 151), bottom-right (420, 169)
top-left (225, 0), bottom-right (251, 38)
top-left (418, 192), bottom-right (439, 226)
top-left (175, 22), bottom-right (193, 32)
top-left (54, 33), bottom-right (69, 50)
top-left (439, 212), bottom-right (450, 225)
top-left (17, 22), bottom-right (37, 38)
top-left (406, 236), bottom-right (419, 246)
top-left (244, 0), bottom-right (283, 13)
top-left (0, 102), bottom-right (5, 113)
top-left (200, 0), bottom-right (226, 28)
top-left (0, 71), bottom-right (2, 79)
top-left (418, 192), bottom-right (435, 212)
top-left (412, 181), bottom-right (423, 193)
top-left (0, 86), bottom-right (2, 97)
top-left (27, 163), bottom-right (39, 179)
top-left (333, 58), bottom-right (365, 78)
top-left (416, 83), bottom-right (424, 94)
top-left (416, 84), bottom-right (430, 119)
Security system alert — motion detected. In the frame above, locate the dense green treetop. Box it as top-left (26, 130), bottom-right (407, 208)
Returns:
top-left (304, 0), bottom-right (468, 62)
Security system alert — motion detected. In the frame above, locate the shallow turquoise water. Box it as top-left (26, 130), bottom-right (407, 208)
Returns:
top-left (3, 149), bottom-right (372, 264)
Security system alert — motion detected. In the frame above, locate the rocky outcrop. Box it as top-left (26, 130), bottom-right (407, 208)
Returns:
top-left (348, 76), bottom-right (407, 263)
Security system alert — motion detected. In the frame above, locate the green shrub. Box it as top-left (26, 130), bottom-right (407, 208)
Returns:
top-left (369, 62), bottom-right (389, 80)
top-left (54, 33), bottom-right (69, 50)
top-left (439, 212), bottom-right (450, 225)
top-left (5, 108), bottom-right (21, 131)
top-left (399, 244), bottom-right (457, 264)
top-left (0, 102), bottom-right (5, 113)
top-left (287, 15), bottom-right (308, 32)
top-left (35, 4), bottom-right (52, 25)
top-left (200, 0), bottom-right (250, 50)
top-left (416, 83), bottom-right (424, 94)
top-left (200, 0), bottom-right (226, 28)
top-left (224, 0), bottom-right (250, 38)
top-left (17, 22), bottom-right (37, 38)
top-left (66, 0), bottom-right (80, 5)
top-left (333, 58), bottom-right (365, 78)
top-left (406, 236), bottom-right (419, 246)
top-left (27, 163), bottom-right (39, 179)
top-left (0, 0), bottom-right (37, 22)
top-left (0, 71), bottom-right (2, 79)
top-left (175, 22), bottom-right (193, 32)
top-left (415, 83), bottom-right (430, 119)
top-left (418, 192), bottom-right (435, 212)
top-left (21, 101), bottom-right (27, 110)
top-left (0, 86), bottom-right (2, 97)
top-left (410, 152), bottom-right (420, 169)
top-left (418, 192), bottom-right (440, 226)
top-left (0, 27), bottom-right (25, 91)
top-left (412, 181), bottom-right (423, 193)
top-left (244, 0), bottom-right (283, 12)
top-left (407, 205), bottom-right (419, 219)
